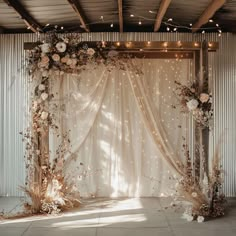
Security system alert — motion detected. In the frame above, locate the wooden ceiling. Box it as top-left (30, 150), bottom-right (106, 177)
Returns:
top-left (0, 0), bottom-right (235, 34)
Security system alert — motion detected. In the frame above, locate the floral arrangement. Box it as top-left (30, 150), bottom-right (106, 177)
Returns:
top-left (27, 33), bottom-right (140, 76)
top-left (174, 80), bottom-right (213, 128)
top-left (175, 140), bottom-right (226, 222)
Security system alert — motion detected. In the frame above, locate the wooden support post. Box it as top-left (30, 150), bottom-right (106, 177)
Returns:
top-left (194, 41), bottom-right (209, 181)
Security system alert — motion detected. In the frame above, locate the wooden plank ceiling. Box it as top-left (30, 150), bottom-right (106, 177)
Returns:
top-left (0, 0), bottom-right (234, 34)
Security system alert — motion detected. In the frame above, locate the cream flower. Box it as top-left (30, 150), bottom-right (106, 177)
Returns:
top-left (66, 58), bottom-right (73, 65)
top-left (199, 93), bottom-right (209, 103)
top-left (186, 215), bottom-right (194, 222)
top-left (197, 216), bottom-right (205, 223)
top-left (187, 99), bottom-right (199, 110)
top-left (87, 48), bottom-right (95, 56)
top-left (71, 58), bottom-right (77, 65)
top-left (41, 55), bottom-right (50, 64)
top-left (56, 42), bottom-right (67, 52)
top-left (52, 53), bottom-right (60, 62)
top-left (41, 92), bottom-right (48, 101)
top-left (61, 56), bottom-right (69, 63)
top-left (191, 192), bottom-right (198, 198)
top-left (38, 84), bottom-right (45, 91)
top-left (41, 111), bottom-right (48, 120)
top-left (40, 43), bottom-right (51, 53)
top-left (42, 70), bottom-right (49, 77)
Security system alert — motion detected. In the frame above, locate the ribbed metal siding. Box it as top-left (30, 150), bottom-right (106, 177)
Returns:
top-left (0, 32), bottom-right (235, 196)
top-left (0, 34), bottom-right (37, 196)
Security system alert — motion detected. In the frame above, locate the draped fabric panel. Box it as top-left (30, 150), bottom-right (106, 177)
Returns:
top-left (49, 59), bottom-right (192, 197)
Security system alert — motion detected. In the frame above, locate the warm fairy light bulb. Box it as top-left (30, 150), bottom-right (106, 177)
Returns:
top-left (45, 23), bottom-right (50, 27)
top-left (209, 19), bottom-right (213, 22)
top-left (110, 23), bottom-right (114, 27)
top-left (130, 14), bottom-right (134, 17)
top-left (147, 41), bottom-right (151, 45)
top-left (216, 23), bottom-right (219, 27)
top-left (163, 42), bottom-right (168, 47)
top-left (138, 20), bottom-right (142, 25)
top-left (202, 30), bottom-right (205, 34)
top-left (61, 26), bottom-right (64, 29)
top-left (218, 29), bottom-right (222, 33)
top-left (116, 42), bottom-right (120, 46)
top-left (167, 27), bottom-right (170, 31)
top-left (194, 42), bottom-right (199, 47)
top-left (189, 23), bottom-right (192, 26)
top-left (173, 28), bottom-right (177, 31)
top-left (167, 18), bottom-right (173, 22)
top-left (208, 42), bottom-right (213, 47)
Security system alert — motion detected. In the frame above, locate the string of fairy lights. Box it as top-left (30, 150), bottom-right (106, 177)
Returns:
top-left (35, 9), bottom-right (222, 37)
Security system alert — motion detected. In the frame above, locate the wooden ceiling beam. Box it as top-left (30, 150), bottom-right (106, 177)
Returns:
top-left (118, 0), bottom-right (123, 32)
top-left (3, 0), bottom-right (42, 33)
top-left (67, 0), bottom-right (90, 32)
top-left (154, 0), bottom-right (172, 32)
top-left (192, 0), bottom-right (226, 32)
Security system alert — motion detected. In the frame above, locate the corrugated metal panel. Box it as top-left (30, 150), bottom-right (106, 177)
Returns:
top-left (0, 0), bottom-right (25, 29)
top-left (0, 33), bottom-right (37, 196)
top-left (0, 32), bottom-right (235, 196)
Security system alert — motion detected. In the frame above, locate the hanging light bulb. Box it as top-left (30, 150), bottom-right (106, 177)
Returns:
top-left (167, 27), bottom-right (170, 31)
top-left (173, 27), bottom-right (177, 31)
top-left (209, 19), bottom-right (213, 22)
top-left (110, 23), bottom-right (114, 28)
top-left (138, 20), bottom-right (142, 25)
top-left (216, 23), bottom-right (219, 27)
top-left (130, 14), bottom-right (134, 17)
top-left (202, 30), bottom-right (205, 34)
top-left (167, 18), bottom-right (173, 22)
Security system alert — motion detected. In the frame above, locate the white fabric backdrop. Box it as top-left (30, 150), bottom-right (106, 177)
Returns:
top-left (49, 58), bottom-right (192, 197)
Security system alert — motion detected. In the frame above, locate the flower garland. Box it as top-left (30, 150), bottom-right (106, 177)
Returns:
top-left (174, 80), bottom-right (213, 128)
top-left (176, 141), bottom-right (226, 222)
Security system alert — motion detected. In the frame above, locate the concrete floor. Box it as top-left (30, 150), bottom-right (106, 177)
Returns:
top-left (0, 197), bottom-right (236, 236)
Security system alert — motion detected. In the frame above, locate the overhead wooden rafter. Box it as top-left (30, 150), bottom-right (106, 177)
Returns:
top-left (192, 0), bottom-right (226, 32)
top-left (154, 0), bottom-right (172, 32)
top-left (3, 0), bottom-right (42, 33)
top-left (67, 0), bottom-right (90, 32)
top-left (118, 0), bottom-right (123, 32)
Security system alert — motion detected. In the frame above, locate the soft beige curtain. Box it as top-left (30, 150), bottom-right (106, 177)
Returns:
top-left (49, 59), bottom-right (192, 197)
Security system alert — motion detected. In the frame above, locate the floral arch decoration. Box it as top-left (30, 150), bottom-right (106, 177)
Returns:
top-left (21, 33), bottom-right (225, 222)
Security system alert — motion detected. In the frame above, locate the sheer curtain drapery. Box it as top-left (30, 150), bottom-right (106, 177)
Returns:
top-left (49, 59), bottom-right (192, 197)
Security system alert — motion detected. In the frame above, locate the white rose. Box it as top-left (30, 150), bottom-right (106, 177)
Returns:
top-left (56, 42), bottom-right (67, 52)
top-left (87, 48), bottom-right (95, 56)
top-left (186, 215), bottom-right (194, 222)
top-left (41, 92), bottom-right (48, 101)
top-left (52, 53), bottom-right (60, 62)
top-left (40, 43), bottom-right (51, 53)
top-left (187, 99), bottom-right (199, 110)
top-left (197, 216), bottom-right (204, 223)
top-left (41, 111), bottom-right (48, 120)
top-left (199, 93), bottom-right (209, 103)
top-left (38, 84), bottom-right (45, 91)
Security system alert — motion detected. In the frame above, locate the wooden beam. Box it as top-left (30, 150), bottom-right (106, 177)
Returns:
top-left (67, 0), bottom-right (90, 32)
top-left (192, 0), bottom-right (226, 32)
top-left (118, 0), bottom-right (123, 32)
top-left (24, 41), bottom-right (219, 51)
top-left (0, 26), bottom-right (5, 33)
top-left (154, 0), bottom-right (172, 32)
top-left (3, 0), bottom-right (42, 33)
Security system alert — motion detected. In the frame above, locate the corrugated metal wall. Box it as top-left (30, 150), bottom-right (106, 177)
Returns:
top-left (0, 33), bottom-right (235, 196)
